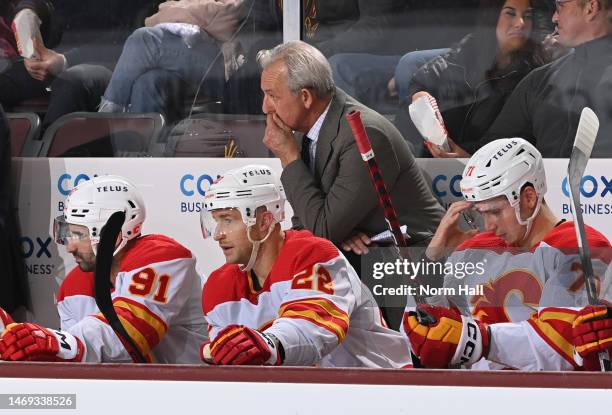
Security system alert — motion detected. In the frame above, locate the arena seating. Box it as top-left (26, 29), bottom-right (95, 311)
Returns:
top-left (6, 112), bottom-right (42, 157)
top-left (38, 112), bottom-right (166, 157)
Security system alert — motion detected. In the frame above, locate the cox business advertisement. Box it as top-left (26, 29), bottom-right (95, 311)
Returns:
top-left (12, 158), bottom-right (612, 326)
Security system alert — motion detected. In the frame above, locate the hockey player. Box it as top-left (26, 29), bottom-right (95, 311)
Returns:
top-left (200, 165), bottom-right (411, 367)
top-left (403, 138), bottom-right (612, 371)
top-left (0, 175), bottom-right (206, 363)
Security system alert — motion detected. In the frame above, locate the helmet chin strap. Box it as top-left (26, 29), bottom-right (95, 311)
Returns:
top-left (514, 195), bottom-right (543, 244)
top-left (240, 221), bottom-right (277, 272)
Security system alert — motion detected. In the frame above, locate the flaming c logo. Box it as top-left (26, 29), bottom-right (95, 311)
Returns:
top-left (470, 270), bottom-right (543, 324)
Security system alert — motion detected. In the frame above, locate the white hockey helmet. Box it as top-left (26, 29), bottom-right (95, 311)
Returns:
top-left (201, 165), bottom-right (285, 271)
top-left (202, 164), bottom-right (285, 233)
top-left (460, 138), bottom-right (546, 239)
top-left (460, 137), bottom-right (546, 204)
top-left (54, 175), bottom-right (146, 255)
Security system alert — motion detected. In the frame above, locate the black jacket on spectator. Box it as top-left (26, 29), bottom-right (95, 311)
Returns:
top-left (482, 34), bottom-right (612, 157)
top-left (0, 104), bottom-right (28, 312)
top-left (400, 33), bottom-right (542, 156)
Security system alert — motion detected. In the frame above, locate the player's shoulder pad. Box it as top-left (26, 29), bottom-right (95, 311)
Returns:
top-left (456, 232), bottom-right (507, 251)
top-left (120, 234), bottom-right (193, 272)
top-left (544, 221), bottom-right (611, 248)
top-left (543, 221), bottom-right (612, 262)
top-left (281, 230), bottom-right (341, 275)
top-left (57, 267), bottom-right (94, 302)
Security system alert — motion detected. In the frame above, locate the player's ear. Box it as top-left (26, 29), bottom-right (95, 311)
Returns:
top-left (255, 208), bottom-right (274, 233)
top-left (520, 185), bottom-right (538, 209)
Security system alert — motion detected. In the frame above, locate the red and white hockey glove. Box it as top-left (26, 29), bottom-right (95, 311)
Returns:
top-left (572, 305), bottom-right (612, 370)
top-left (404, 305), bottom-right (490, 368)
top-left (209, 325), bottom-right (283, 366)
top-left (0, 307), bottom-right (14, 333)
top-left (0, 323), bottom-right (85, 362)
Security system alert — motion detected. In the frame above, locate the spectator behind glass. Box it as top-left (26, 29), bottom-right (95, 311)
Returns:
top-left (0, 0), bottom-right (61, 107)
top-left (96, 0), bottom-right (249, 122)
top-left (396, 0), bottom-right (550, 157)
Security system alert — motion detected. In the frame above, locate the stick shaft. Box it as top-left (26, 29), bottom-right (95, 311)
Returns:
top-left (346, 110), bottom-right (407, 248)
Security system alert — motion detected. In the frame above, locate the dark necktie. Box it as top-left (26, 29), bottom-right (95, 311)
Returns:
top-left (301, 135), bottom-right (312, 168)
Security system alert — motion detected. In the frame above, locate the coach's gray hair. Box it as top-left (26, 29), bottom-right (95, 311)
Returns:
top-left (257, 41), bottom-right (335, 99)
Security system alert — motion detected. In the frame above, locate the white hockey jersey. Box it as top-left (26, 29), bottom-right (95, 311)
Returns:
top-left (203, 230), bottom-right (412, 368)
top-left (57, 234), bottom-right (207, 363)
top-left (405, 221), bottom-right (612, 370)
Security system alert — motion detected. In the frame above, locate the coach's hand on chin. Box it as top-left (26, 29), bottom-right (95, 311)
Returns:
top-left (263, 113), bottom-right (300, 167)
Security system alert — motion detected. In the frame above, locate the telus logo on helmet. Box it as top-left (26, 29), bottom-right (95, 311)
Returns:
top-left (96, 186), bottom-right (128, 193)
top-left (491, 139), bottom-right (519, 161)
top-left (242, 168), bottom-right (273, 178)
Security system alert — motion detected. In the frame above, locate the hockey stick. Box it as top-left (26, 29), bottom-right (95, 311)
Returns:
top-left (567, 107), bottom-right (609, 371)
top-left (94, 211), bottom-right (147, 363)
top-left (346, 111), bottom-right (429, 307)
top-left (346, 111), bottom-right (409, 249)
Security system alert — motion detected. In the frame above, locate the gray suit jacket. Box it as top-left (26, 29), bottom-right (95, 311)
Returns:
top-left (281, 88), bottom-right (444, 246)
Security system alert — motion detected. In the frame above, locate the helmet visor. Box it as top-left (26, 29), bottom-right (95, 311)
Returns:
top-left (53, 215), bottom-right (90, 245)
top-left (200, 207), bottom-right (245, 240)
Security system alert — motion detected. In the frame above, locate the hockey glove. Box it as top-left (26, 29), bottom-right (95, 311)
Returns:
top-left (0, 307), bottom-right (14, 333)
top-left (404, 305), bottom-right (490, 368)
top-left (572, 305), bottom-right (612, 370)
top-left (209, 325), bottom-right (283, 366)
top-left (0, 323), bottom-right (85, 362)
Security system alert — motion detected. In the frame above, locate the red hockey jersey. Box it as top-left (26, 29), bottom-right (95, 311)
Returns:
top-left (57, 234), bottom-right (206, 363)
top-left (405, 221), bottom-right (612, 370)
top-left (203, 230), bottom-right (412, 368)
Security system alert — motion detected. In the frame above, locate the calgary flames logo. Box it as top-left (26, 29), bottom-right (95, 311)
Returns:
top-left (470, 270), bottom-right (543, 324)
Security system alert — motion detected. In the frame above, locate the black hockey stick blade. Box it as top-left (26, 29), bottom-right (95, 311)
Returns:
top-left (567, 107), bottom-right (609, 371)
top-left (94, 211), bottom-right (147, 363)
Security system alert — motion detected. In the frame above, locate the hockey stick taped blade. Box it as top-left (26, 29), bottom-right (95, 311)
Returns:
top-left (572, 107), bottom-right (599, 160)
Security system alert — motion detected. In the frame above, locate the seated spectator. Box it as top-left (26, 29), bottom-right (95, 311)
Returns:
top-left (0, 0), bottom-right (61, 107)
top-left (98, 0), bottom-right (247, 122)
top-left (428, 0), bottom-right (612, 158)
top-left (396, 0), bottom-right (550, 157)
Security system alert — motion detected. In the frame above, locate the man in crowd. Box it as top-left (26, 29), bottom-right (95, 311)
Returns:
top-left (0, 175), bottom-right (206, 363)
top-left (200, 165), bottom-right (412, 368)
top-left (404, 138), bottom-right (612, 370)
